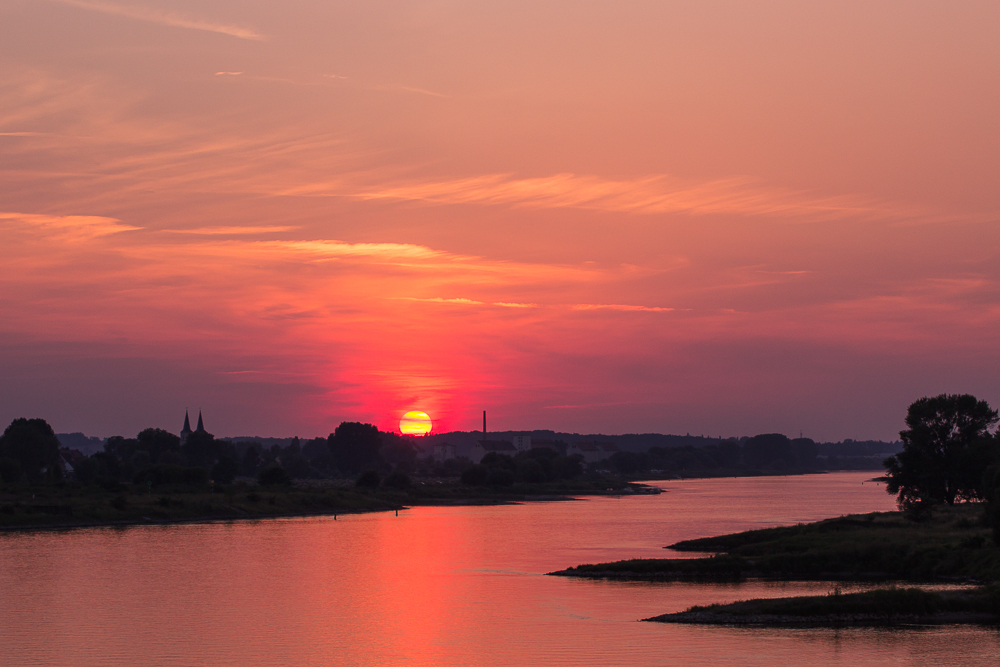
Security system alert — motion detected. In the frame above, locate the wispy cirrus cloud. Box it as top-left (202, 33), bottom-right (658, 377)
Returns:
top-left (349, 173), bottom-right (932, 222)
top-left (0, 211), bottom-right (140, 239)
top-left (572, 303), bottom-right (674, 312)
top-left (50, 0), bottom-right (265, 40)
top-left (162, 226), bottom-right (298, 235)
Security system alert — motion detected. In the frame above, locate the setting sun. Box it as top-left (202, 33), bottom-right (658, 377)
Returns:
top-left (399, 411), bottom-right (432, 435)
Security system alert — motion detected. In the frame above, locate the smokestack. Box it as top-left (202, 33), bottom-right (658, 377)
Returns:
top-left (483, 410), bottom-right (487, 443)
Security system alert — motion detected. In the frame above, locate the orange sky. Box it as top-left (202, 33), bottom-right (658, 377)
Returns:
top-left (1, 1), bottom-right (998, 440)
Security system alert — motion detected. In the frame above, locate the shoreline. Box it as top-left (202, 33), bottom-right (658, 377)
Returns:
top-left (643, 587), bottom-right (1000, 627)
top-left (0, 487), bottom-right (648, 534)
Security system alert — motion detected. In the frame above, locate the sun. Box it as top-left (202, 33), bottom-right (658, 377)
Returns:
top-left (399, 410), bottom-right (432, 435)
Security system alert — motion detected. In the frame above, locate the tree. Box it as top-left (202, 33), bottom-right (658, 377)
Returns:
top-left (743, 434), bottom-right (793, 469)
top-left (182, 430), bottom-right (221, 469)
top-left (211, 455), bottom-right (239, 484)
top-left (0, 418), bottom-right (61, 484)
top-left (328, 422), bottom-right (383, 475)
top-left (257, 462), bottom-right (291, 486)
top-left (355, 469), bottom-right (381, 488)
top-left (382, 469), bottom-right (411, 489)
top-left (884, 394), bottom-right (999, 510)
top-left (136, 428), bottom-right (181, 464)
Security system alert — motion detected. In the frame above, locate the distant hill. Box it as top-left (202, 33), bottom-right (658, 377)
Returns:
top-left (408, 430), bottom-right (902, 461)
top-left (56, 432), bottom-right (105, 455)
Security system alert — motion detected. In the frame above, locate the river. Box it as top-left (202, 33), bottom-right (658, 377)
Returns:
top-left (2, 472), bottom-right (997, 666)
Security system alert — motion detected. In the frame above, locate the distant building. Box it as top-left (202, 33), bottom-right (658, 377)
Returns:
top-left (511, 435), bottom-right (531, 452)
top-left (432, 443), bottom-right (457, 463)
top-left (568, 441), bottom-right (618, 463)
top-left (470, 440), bottom-right (517, 464)
top-left (180, 410), bottom-right (207, 445)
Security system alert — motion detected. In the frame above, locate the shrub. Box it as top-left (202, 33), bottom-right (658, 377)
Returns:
top-left (487, 468), bottom-right (515, 486)
top-left (257, 463), bottom-right (291, 486)
top-left (0, 457), bottom-right (23, 484)
top-left (135, 465), bottom-right (210, 488)
top-left (461, 464), bottom-right (489, 486)
top-left (355, 470), bottom-right (381, 488)
top-left (382, 469), bottom-right (411, 489)
top-left (211, 456), bottom-right (239, 484)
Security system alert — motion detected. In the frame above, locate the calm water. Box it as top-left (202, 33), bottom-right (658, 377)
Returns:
top-left (3, 472), bottom-right (998, 666)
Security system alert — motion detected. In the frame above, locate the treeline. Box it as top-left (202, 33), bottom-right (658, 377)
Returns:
top-left (595, 434), bottom-right (824, 476)
top-left (0, 418), bottom-right (421, 489)
top-left (458, 449), bottom-right (583, 486)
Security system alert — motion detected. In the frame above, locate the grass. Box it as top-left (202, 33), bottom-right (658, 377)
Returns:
top-left (552, 504), bottom-right (1000, 582)
top-left (646, 586), bottom-right (1000, 626)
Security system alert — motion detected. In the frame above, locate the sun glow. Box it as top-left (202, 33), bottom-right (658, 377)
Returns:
top-left (399, 411), bottom-right (432, 435)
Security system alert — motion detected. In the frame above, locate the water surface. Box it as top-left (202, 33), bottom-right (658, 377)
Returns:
top-left (3, 472), bottom-right (997, 666)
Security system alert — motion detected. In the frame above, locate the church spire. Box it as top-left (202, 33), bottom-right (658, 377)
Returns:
top-left (196, 410), bottom-right (205, 433)
top-left (180, 410), bottom-right (192, 446)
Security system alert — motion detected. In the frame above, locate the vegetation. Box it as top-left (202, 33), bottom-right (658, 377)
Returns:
top-left (551, 505), bottom-right (1000, 582)
top-left (646, 586), bottom-right (1000, 626)
top-left (884, 393), bottom-right (999, 514)
top-left (0, 416), bottom-right (648, 530)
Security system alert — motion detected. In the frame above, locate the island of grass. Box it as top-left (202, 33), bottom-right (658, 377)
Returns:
top-left (550, 505), bottom-right (1000, 626)
top-left (550, 505), bottom-right (1000, 582)
top-left (645, 586), bottom-right (1000, 627)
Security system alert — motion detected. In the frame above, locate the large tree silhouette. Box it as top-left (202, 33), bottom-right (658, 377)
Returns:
top-left (0, 418), bottom-right (62, 484)
top-left (884, 394), bottom-right (999, 509)
top-left (328, 422), bottom-right (383, 475)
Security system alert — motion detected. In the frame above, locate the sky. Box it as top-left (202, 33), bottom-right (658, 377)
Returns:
top-left (1, 0), bottom-right (998, 440)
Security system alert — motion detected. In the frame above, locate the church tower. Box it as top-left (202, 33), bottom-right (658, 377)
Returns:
top-left (196, 410), bottom-right (206, 434)
top-left (180, 410), bottom-right (193, 445)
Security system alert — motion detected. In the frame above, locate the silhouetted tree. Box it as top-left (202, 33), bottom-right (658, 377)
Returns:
top-left (257, 462), bottom-right (291, 486)
top-left (884, 394), bottom-right (999, 510)
top-left (790, 438), bottom-right (818, 468)
top-left (328, 422), bottom-right (383, 475)
top-left (241, 446), bottom-right (261, 476)
top-left (744, 433), bottom-right (793, 468)
top-left (355, 469), bottom-right (381, 488)
top-left (0, 457), bottom-right (23, 484)
top-left (516, 458), bottom-right (545, 483)
top-left (182, 430), bottom-right (221, 469)
top-left (211, 455), bottom-right (239, 484)
top-left (136, 428), bottom-right (181, 464)
top-left (461, 464), bottom-right (489, 485)
top-left (382, 469), bottom-right (411, 489)
top-left (0, 418), bottom-right (62, 484)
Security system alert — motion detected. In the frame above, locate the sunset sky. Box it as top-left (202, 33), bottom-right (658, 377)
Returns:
top-left (1, 1), bottom-right (998, 440)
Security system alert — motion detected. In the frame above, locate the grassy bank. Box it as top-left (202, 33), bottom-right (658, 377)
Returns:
top-left (551, 504), bottom-right (1000, 582)
top-left (0, 477), bottom-right (653, 530)
top-left (645, 586), bottom-right (1000, 626)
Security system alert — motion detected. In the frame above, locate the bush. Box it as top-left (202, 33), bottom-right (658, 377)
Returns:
top-left (355, 470), bottom-right (381, 488)
top-left (257, 463), bottom-right (291, 486)
top-left (0, 457), bottom-right (23, 484)
top-left (110, 494), bottom-right (128, 511)
top-left (487, 468), bottom-right (515, 486)
top-left (382, 469), bottom-right (411, 489)
top-left (135, 464), bottom-right (210, 488)
top-left (211, 456), bottom-right (239, 484)
top-left (461, 464), bottom-right (490, 486)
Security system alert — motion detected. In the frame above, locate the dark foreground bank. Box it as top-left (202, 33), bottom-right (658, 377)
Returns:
top-left (646, 586), bottom-right (1000, 627)
top-left (0, 478), bottom-right (658, 531)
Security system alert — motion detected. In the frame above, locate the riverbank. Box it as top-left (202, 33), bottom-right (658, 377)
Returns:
top-left (645, 586), bottom-right (1000, 627)
top-left (0, 478), bottom-right (658, 531)
top-left (549, 504), bottom-right (1000, 582)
